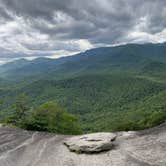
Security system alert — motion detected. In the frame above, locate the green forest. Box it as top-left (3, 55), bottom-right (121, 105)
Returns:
top-left (0, 43), bottom-right (166, 134)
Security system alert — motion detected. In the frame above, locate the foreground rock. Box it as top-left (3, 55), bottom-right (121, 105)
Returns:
top-left (0, 123), bottom-right (166, 166)
top-left (64, 132), bottom-right (116, 153)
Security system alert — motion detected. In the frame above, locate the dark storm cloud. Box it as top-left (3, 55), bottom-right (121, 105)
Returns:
top-left (2, 0), bottom-right (136, 43)
top-left (0, 7), bottom-right (12, 21)
top-left (0, 0), bottom-right (165, 61)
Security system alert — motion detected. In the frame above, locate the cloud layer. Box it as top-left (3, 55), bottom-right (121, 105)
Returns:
top-left (0, 0), bottom-right (166, 60)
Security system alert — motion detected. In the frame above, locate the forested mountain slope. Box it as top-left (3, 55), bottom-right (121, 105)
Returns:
top-left (0, 43), bottom-right (166, 132)
top-left (1, 42), bottom-right (166, 81)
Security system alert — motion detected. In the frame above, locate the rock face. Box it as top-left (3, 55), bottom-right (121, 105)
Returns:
top-left (64, 132), bottom-right (116, 153)
top-left (0, 123), bottom-right (166, 166)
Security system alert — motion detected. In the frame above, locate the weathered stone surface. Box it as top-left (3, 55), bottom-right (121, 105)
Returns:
top-left (0, 123), bottom-right (166, 166)
top-left (64, 132), bottom-right (116, 153)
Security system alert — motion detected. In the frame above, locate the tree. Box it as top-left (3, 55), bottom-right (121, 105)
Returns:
top-left (7, 94), bottom-right (30, 127)
top-left (27, 101), bottom-right (82, 135)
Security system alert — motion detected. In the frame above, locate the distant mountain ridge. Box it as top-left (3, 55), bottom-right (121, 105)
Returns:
top-left (0, 42), bottom-right (166, 81)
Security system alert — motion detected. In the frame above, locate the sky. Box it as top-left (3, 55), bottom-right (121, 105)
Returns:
top-left (0, 0), bottom-right (166, 63)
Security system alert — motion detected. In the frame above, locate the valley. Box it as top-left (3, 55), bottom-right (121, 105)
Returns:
top-left (0, 43), bottom-right (166, 132)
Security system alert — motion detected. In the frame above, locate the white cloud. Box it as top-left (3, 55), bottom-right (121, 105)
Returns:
top-left (0, 0), bottom-right (165, 63)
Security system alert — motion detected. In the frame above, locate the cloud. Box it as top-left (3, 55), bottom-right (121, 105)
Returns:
top-left (0, 0), bottom-right (165, 61)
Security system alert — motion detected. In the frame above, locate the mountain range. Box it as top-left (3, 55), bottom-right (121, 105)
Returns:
top-left (0, 42), bottom-right (166, 132)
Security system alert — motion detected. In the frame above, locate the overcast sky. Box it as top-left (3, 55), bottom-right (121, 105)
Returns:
top-left (0, 0), bottom-right (166, 63)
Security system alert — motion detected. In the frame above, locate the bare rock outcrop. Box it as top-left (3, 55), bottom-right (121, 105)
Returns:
top-left (0, 123), bottom-right (166, 166)
top-left (64, 132), bottom-right (116, 153)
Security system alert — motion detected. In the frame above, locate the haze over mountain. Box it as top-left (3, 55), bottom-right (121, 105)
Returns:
top-left (1, 42), bottom-right (166, 79)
